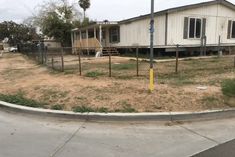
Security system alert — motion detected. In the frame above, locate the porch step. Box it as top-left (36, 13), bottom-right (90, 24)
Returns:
top-left (102, 47), bottom-right (119, 56)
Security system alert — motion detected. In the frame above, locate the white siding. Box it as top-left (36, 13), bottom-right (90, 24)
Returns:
top-left (217, 4), bottom-right (235, 44)
top-left (112, 18), bottom-right (150, 47)
top-left (155, 15), bottom-right (166, 46)
top-left (110, 3), bottom-right (235, 48)
top-left (111, 15), bottom-right (166, 47)
top-left (168, 5), bottom-right (224, 45)
top-left (44, 41), bottom-right (61, 48)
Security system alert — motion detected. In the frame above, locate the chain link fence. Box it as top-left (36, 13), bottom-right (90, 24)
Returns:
top-left (18, 44), bottom-right (235, 80)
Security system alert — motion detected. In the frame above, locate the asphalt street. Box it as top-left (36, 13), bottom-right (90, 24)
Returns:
top-left (0, 110), bottom-right (235, 157)
top-left (192, 139), bottom-right (235, 157)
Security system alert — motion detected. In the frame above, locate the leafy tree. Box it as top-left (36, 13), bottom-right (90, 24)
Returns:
top-left (79, 0), bottom-right (91, 20)
top-left (33, 0), bottom-right (82, 46)
top-left (0, 21), bottom-right (39, 46)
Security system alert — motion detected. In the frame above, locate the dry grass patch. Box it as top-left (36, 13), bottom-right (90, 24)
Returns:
top-left (0, 53), bottom-right (234, 112)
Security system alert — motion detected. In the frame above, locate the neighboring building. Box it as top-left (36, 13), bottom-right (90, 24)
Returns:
top-left (0, 43), bottom-right (3, 51)
top-left (0, 43), bottom-right (10, 51)
top-left (43, 39), bottom-right (62, 49)
top-left (71, 0), bottom-right (235, 55)
top-left (43, 37), bottom-right (62, 49)
top-left (32, 37), bottom-right (62, 49)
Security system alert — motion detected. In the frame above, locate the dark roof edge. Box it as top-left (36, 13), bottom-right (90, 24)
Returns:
top-left (119, 0), bottom-right (235, 24)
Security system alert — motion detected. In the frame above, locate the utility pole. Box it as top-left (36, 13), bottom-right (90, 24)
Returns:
top-left (149, 0), bottom-right (155, 92)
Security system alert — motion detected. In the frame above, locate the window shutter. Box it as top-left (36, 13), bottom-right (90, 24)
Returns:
top-left (183, 17), bottom-right (189, 39)
top-left (228, 20), bottom-right (232, 39)
top-left (202, 18), bottom-right (206, 37)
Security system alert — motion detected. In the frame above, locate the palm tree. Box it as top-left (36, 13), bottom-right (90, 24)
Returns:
top-left (79, 0), bottom-right (91, 21)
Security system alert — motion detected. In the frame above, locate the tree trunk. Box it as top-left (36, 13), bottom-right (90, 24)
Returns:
top-left (83, 10), bottom-right (86, 21)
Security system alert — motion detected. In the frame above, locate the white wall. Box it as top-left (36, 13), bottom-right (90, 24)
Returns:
top-left (111, 15), bottom-right (166, 47)
top-left (44, 41), bottom-right (61, 48)
top-left (166, 3), bottom-right (235, 46)
top-left (111, 3), bottom-right (235, 48)
top-left (217, 4), bottom-right (235, 44)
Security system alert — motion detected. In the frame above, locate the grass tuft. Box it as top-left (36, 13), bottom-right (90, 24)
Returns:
top-left (51, 104), bottom-right (64, 110)
top-left (115, 101), bottom-right (137, 113)
top-left (72, 105), bottom-right (94, 113)
top-left (0, 93), bottom-right (47, 108)
top-left (222, 79), bottom-right (235, 97)
top-left (96, 107), bottom-right (109, 113)
top-left (72, 105), bottom-right (109, 113)
top-left (85, 71), bottom-right (105, 78)
top-left (112, 64), bottom-right (136, 70)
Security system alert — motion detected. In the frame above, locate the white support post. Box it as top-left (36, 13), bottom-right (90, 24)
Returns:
top-left (71, 32), bottom-right (74, 54)
top-left (71, 32), bottom-right (74, 48)
top-left (79, 31), bottom-right (82, 41)
top-left (99, 25), bottom-right (102, 44)
top-left (99, 25), bottom-right (103, 52)
top-left (94, 27), bottom-right (97, 39)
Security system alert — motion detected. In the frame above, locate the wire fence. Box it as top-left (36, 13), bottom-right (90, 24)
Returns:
top-left (18, 44), bottom-right (235, 80)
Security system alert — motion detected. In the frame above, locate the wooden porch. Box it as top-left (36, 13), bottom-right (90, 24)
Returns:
top-left (74, 38), bottom-right (102, 52)
top-left (73, 38), bottom-right (119, 56)
top-left (71, 21), bottom-right (120, 55)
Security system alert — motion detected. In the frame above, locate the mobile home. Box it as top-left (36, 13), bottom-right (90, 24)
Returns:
top-left (71, 0), bottom-right (235, 55)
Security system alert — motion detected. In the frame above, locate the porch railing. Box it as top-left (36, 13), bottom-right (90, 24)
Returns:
top-left (74, 38), bottom-right (102, 52)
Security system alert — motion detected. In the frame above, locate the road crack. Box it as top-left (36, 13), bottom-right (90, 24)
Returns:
top-left (179, 125), bottom-right (220, 145)
top-left (49, 120), bottom-right (87, 157)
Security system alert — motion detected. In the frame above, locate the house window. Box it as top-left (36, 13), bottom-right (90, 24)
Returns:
top-left (109, 27), bottom-right (120, 43)
top-left (231, 21), bottom-right (235, 38)
top-left (189, 18), bottom-right (202, 39)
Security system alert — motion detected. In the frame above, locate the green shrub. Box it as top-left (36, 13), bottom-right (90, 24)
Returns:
top-left (0, 93), bottom-right (47, 108)
top-left (115, 101), bottom-right (137, 113)
top-left (122, 104), bottom-right (136, 113)
top-left (96, 107), bottom-right (109, 113)
top-left (222, 79), bottom-right (235, 97)
top-left (72, 106), bottom-right (94, 113)
top-left (85, 71), bottom-right (104, 78)
top-left (51, 104), bottom-right (64, 110)
top-left (112, 64), bottom-right (136, 70)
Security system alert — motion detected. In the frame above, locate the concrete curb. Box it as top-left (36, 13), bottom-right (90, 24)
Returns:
top-left (0, 101), bottom-right (235, 122)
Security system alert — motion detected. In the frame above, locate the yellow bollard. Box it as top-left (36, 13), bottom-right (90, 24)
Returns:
top-left (149, 68), bottom-right (154, 92)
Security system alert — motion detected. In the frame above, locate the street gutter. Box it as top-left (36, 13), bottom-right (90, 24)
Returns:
top-left (0, 100), bottom-right (235, 122)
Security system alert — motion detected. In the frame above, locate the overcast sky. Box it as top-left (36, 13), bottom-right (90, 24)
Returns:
top-left (1, 0), bottom-right (235, 23)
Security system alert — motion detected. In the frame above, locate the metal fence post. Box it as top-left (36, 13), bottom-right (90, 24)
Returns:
top-left (136, 47), bottom-right (139, 77)
top-left (200, 37), bottom-right (203, 56)
top-left (41, 46), bottom-right (44, 64)
top-left (52, 55), bottom-right (54, 70)
top-left (176, 44), bottom-right (179, 73)
top-left (229, 47), bottom-right (231, 55)
top-left (61, 48), bottom-right (64, 72)
top-left (37, 46), bottom-right (40, 63)
top-left (109, 52), bottom-right (112, 77)
top-left (218, 35), bottom-right (222, 57)
top-left (204, 36), bottom-right (207, 56)
top-left (45, 46), bottom-right (48, 65)
top-left (78, 48), bottom-right (82, 76)
top-left (234, 56), bottom-right (235, 68)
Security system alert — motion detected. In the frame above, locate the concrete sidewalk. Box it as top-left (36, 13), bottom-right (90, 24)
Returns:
top-left (122, 55), bottom-right (235, 63)
top-left (1, 110), bottom-right (235, 157)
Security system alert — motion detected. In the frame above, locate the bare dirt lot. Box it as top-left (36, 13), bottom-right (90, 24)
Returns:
top-left (0, 53), bottom-right (234, 112)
